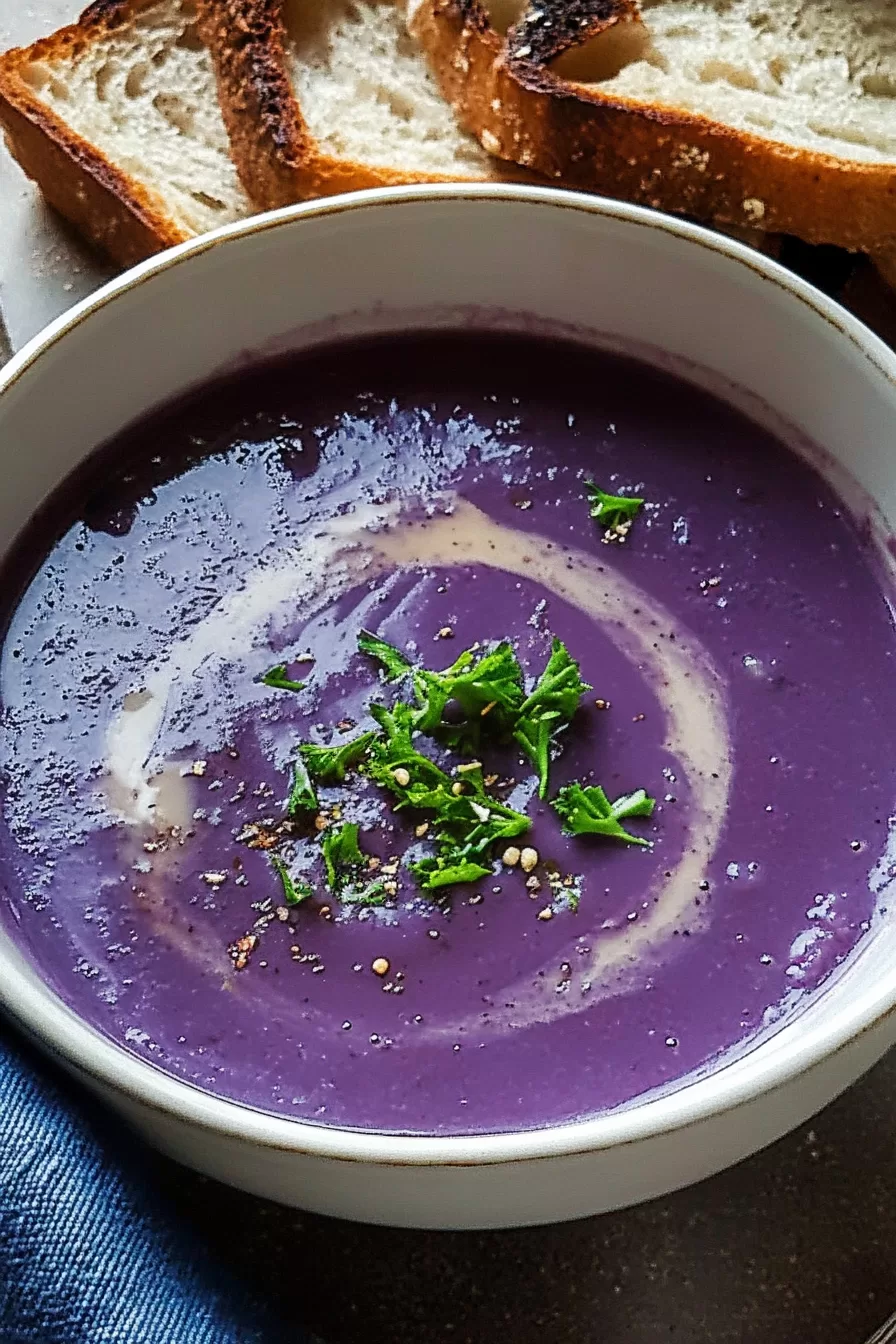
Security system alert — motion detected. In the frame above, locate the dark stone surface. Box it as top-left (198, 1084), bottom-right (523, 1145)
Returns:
top-left (145, 1046), bottom-right (896, 1343)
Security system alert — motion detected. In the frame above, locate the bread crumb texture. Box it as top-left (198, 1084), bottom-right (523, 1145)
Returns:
top-left (287, 0), bottom-right (494, 174)
top-left (546, 0), bottom-right (896, 165)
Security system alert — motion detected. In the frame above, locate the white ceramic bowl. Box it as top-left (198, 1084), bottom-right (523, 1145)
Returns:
top-left (3, 185), bottom-right (896, 1230)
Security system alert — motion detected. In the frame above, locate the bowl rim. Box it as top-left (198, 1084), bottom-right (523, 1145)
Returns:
top-left (3, 180), bottom-right (896, 1167)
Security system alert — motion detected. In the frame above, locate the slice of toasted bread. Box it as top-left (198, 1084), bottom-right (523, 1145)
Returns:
top-left (0, 0), bottom-right (253, 265)
top-left (197, 0), bottom-right (526, 211)
top-left (410, 0), bottom-right (896, 254)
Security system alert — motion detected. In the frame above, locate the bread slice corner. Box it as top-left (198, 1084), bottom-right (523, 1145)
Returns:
top-left (0, 0), bottom-right (253, 266)
top-left (410, 0), bottom-right (896, 255)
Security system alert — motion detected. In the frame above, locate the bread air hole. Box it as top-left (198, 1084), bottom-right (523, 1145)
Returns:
top-left (190, 190), bottom-right (229, 211)
top-left (807, 119), bottom-right (895, 153)
top-left (176, 24), bottom-right (205, 53)
top-left (19, 62), bottom-right (51, 94)
top-left (698, 59), bottom-right (759, 92)
top-left (550, 18), bottom-right (659, 84)
top-left (863, 74), bottom-right (896, 99)
top-left (282, 0), bottom-right (335, 52)
top-left (93, 60), bottom-right (116, 103)
top-left (125, 62), bottom-right (150, 99)
top-left (152, 92), bottom-right (195, 136)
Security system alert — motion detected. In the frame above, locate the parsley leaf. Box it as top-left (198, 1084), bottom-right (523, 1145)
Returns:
top-left (260, 662), bottom-right (306, 693)
top-left (368, 700), bottom-right (417, 753)
top-left (341, 878), bottom-right (390, 907)
top-left (365, 707), bottom-right (454, 809)
top-left (513, 637), bottom-right (591, 797)
top-left (434, 789), bottom-right (530, 861)
top-left (358, 630), bottom-right (414, 682)
top-left (519, 638), bottom-right (591, 723)
top-left (552, 783), bottom-right (655, 846)
top-left (513, 715), bottom-right (554, 798)
top-left (269, 628), bottom-right (653, 902)
top-left (438, 641), bottom-right (525, 720)
top-left (270, 854), bottom-right (313, 905)
top-left (319, 823), bottom-right (389, 904)
top-left (409, 855), bottom-right (492, 891)
top-left (299, 731), bottom-right (376, 784)
top-left (287, 755), bottom-right (318, 816)
top-left (412, 640), bottom-right (525, 739)
top-left (321, 821), bottom-right (366, 892)
top-left (586, 483), bottom-right (644, 542)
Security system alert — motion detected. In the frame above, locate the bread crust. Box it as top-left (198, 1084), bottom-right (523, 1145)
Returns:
top-left (0, 0), bottom-right (191, 265)
top-left (410, 0), bottom-right (896, 254)
top-left (196, 0), bottom-right (522, 209)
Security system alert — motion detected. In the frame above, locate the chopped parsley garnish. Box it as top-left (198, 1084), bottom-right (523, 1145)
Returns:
top-left (254, 626), bottom-right (655, 911)
top-left (286, 755), bottom-right (318, 816)
top-left (358, 630), bottom-right (414, 682)
top-left (365, 715), bottom-right (530, 893)
top-left (552, 783), bottom-right (655, 846)
top-left (356, 631), bottom-right (586, 793)
top-left (259, 662), bottom-right (306, 692)
top-left (434, 784), bottom-right (530, 862)
top-left (299, 731), bottom-right (377, 784)
top-left (513, 637), bottom-right (591, 798)
top-left (321, 821), bottom-right (366, 892)
top-left (270, 854), bottom-right (312, 905)
top-left (360, 632), bottom-right (525, 741)
top-left (586, 483), bottom-right (644, 542)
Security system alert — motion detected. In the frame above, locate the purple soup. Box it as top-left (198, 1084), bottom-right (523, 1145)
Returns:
top-left (1, 331), bottom-right (894, 1136)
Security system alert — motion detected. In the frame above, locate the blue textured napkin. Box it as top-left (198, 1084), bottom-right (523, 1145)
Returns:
top-left (0, 1021), bottom-right (303, 1344)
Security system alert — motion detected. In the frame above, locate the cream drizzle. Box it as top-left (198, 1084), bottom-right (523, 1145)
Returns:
top-left (104, 495), bottom-right (731, 1032)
